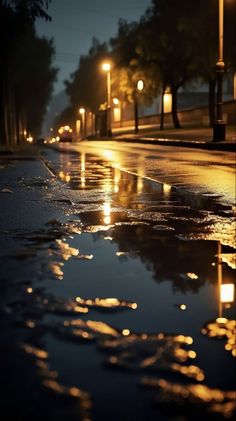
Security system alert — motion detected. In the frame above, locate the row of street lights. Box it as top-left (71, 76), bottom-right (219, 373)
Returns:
top-left (78, 0), bottom-right (227, 141)
top-left (101, 61), bottom-right (145, 136)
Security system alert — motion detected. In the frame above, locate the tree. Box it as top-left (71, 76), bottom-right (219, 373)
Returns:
top-left (138, 0), bottom-right (200, 129)
top-left (110, 19), bottom-right (160, 125)
top-left (2, 0), bottom-right (51, 21)
top-left (0, 0), bottom-right (55, 144)
top-left (14, 28), bottom-right (57, 138)
top-left (193, 0), bottom-right (236, 126)
top-left (65, 38), bottom-right (109, 115)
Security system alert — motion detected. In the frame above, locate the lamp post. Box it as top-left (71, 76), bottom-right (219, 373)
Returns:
top-left (217, 241), bottom-right (235, 319)
top-left (134, 80), bottom-right (144, 134)
top-left (102, 62), bottom-right (112, 137)
top-left (79, 107), bottom-right (85, 138)
top-left (213, 0), bottom-right (226, 142)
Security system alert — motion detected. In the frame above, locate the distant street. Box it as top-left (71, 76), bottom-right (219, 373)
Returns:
top-left (56, 140), bottom-right (236, 206)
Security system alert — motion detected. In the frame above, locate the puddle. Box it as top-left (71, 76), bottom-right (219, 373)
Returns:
top-left (1, 148), bottom-right (235, 420)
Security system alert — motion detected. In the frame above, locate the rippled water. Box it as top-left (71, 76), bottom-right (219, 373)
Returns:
top-left (1, 148), bottom-right (235, 421)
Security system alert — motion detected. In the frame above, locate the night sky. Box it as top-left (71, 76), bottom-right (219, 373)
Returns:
top-left (36, 0), bottom-right (151, 94)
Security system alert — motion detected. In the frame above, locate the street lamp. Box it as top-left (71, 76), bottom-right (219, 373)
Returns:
top-left (102, 62), bottom-right (112, 137)
top-left (213, 0), bottom-right (226, 142)
top-left (134, 79), bottom-right (144, 134)
top-left (79, 107), bottom-right (86, 138)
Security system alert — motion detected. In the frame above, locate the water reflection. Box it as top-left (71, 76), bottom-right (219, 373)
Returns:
top-left (141, 377), bottom-right (236, 418)
top-left (35, 148), bottom-right (236, 418)
top-left (202, 242), bottom-right (236, 358)
top-left (103, 202), bottom-right (111, 225)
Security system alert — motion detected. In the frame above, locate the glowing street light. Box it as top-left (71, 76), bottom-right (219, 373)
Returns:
top-left (134, 79), bottom-right (144, 134)
top-left (79, 107), bottom-right (86, 137)
top-left (137, 80), bottom-right (144, 92)
top-left (213, 0), bottom-right (226, 141)
top-left (102, 62), bottom-right (112, 137)
top-left (112, 98), bottom-right (119, 106)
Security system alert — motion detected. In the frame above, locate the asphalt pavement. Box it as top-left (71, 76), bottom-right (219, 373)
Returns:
top-left (0, 140), bottom-right (235, 420)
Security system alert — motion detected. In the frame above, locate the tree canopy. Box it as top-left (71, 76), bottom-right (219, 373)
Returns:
top-left (0, 0), bottom-right (56, 144)
top-left (57, 0), bottom-right (236, 132)
top-left (65, 38), bottom-right (109, 114)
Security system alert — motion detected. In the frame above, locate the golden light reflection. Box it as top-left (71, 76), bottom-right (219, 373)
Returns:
top-left (50, 262), bottom-right (64, 280)
top-left (171, 363), bottom-right (205, 381)
top-left (80, 153), bottom-right (86, 188)
top-left (26, 320), bottom-right (35, 328)
top-left (23, 344), bottom-right (48, 359)
top-left (141, 378), bottom-right (236, 417)
top-left (58, 171), bottom-right (71, 183)
top-left (87, 320), bottom-right (119, 336)
top-left (220, 284), bottom-right (235, 303)
top-left (116, 251), bottom-right (127, 257)
top-left (103, 149), bottom-right (113, 160)
top-left (103, 202), bottom-right (111, 224)
top-left (122, 329), bottom-right (130, 336)
top-left (216, 242), bottom-right (235, 317)
top-left (202, 318), bottom-right (236, 357)
top-left (103, 216), bottom-right (110, 224)
top-left (137, 176), bottom-right (144, 194)
top-left (221, 253), bottom-right (236, 269)
top-left (186, 272), bottom-right (198, 280)
top-left (202, 242), bottom-right (236, 357)
top-left (81, 174), bottom-right (86, 188)
top-left (56, 239), bottom-right (79, 260)
top-left (75, 296), bottom-right (137, 311)
top-left (163, 183), bottom-right (172, 195)
top-left (81, 153), bottom-right (85, 172)
top-left (113, 167), bottom-right (120, 193)
top-left (103, 202), bottom-right (111, 216)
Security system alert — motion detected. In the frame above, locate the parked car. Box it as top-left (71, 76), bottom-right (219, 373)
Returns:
top-left (58, 125), bottom-right (73, 142)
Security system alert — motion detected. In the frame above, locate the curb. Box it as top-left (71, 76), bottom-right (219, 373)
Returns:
top-left (85, 136), bottom-right (236, 152)
top-left (114, 137), bottom-right (236, 152)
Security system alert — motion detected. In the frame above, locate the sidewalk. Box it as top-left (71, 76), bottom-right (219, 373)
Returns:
top-left (106, 125), bottom-right (236, 152)
top-left (0, 147), bottom-right (81, 420)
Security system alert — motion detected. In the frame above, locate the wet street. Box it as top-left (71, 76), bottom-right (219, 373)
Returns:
top-left (57, 141), bottom-right (236, 205)
top-left (1, 141), bottom-right (235, 421)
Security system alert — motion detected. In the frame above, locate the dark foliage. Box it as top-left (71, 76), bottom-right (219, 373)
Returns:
top-left (0, 0), bottom-right (56, 144)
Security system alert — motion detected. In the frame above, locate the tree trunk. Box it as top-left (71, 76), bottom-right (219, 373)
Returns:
top-left (134, 93), bottom-right (139, 134)
top-left (0, 64), bottom-right (9, 145)
top-left (160, 85), bottom-right (165, 130)
top-left (208, 78), bottom-right (216, 127)
top-left (171, 86), bottom-right (180, 129)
